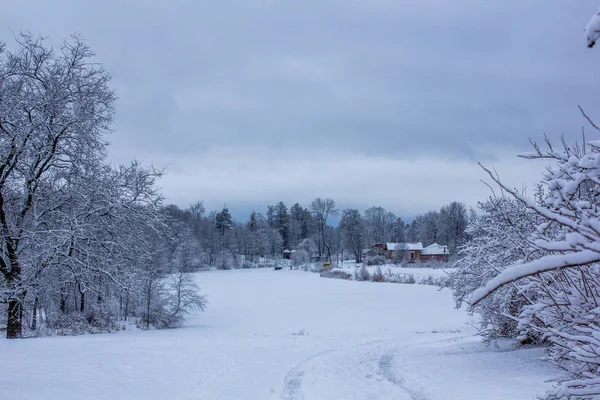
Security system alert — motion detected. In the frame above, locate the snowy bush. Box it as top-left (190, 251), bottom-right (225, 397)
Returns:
top-left (138, 272), bottom-right (207, 329)
top-left (451, 197), bottom-right (544, 343)
top-left (372, 266), bottom-right (386, 282)
top-left (320, 270), bottom-right (352, 280)
top-left (386, 274), bottom-right (417, 284)
top-left (47, 313), bottom-right (97, 336)
top-left (292, 239), bottom-right (317, 266)
top-left (365, 255), bottom-right (387, 266)
top-left (215, 250), bottom-right (235, 270)
top-left (466, 136), bottom-right (600, 399)
top-left (356, 265), bottom-right (371, 281)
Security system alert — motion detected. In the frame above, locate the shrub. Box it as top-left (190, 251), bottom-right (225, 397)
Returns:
top-left (320, 270), bottom-right (352, 280)
top-left (372, 266), bottom-right (386, 282)
top-left (365, 255), bottom-right (387, 266)
top-left (356, 264), bottom-right (371, 281)
top-left (215, 250), bottom-right (235, 270)
top-left (46, 310), bottom-right (118, 335)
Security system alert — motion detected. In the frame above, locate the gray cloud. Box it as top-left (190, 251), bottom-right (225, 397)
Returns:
top-left (5, 0), bottom-right (600, 217)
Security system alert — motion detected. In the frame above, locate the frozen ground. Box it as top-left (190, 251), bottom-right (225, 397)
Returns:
top-left (0, 269), bottom-right (557, 400)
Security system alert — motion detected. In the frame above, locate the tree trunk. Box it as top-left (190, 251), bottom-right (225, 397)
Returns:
top-left (124, 293), bottom-right (129, 321)
top-left (146, 283), bottom-right (152, 329)
top-left (324, 241), bottom-right (332, 264)
top-left (79, 284), bottom-right (85, 312)
top-left (7, 299), bottom-right (22, 339)
top-left (60, 295), bottom-right (67, 313)
top-left (30, 297), bottom-right (39, 331)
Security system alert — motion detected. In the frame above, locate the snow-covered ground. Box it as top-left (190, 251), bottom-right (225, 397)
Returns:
top-left (0, 269), bottom-right (557, 400)
top-left (333, 262), bottom-right (457, 285)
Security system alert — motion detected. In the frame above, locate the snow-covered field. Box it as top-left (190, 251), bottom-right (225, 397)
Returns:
top-left (0, 269), bottom-right (557, 400)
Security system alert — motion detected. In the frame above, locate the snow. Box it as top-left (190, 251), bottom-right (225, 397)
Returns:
top-left (471, 249), bottom-right (600, 305)
top-left (585, 9), bottom-right (600, 48)
top-left (386, 242), bottom-right (423, 251)
top-left (421, 242), bottom-right (449, 255)
top-left (0, 269), bottom-right (557, 400)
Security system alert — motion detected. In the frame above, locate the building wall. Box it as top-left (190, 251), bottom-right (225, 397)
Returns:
top-left (390, 249), bottom-right (421, 262)
top-left (420, 254), bottom-right (449, 262)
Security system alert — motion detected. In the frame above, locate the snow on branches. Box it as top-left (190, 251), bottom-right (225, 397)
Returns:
top-left (472, 137), bottom-right (600, 305)
top-left (458, 134), bottom-right (600, 399)
top-left (585, 8), bottom-right (600, 48)
top-left (0, 34), bottom-right (206, 338)
top-left (450, 197), bottom-right (544, 343)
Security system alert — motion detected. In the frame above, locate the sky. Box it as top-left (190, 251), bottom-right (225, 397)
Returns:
top-left (4, 1), bottom-right (600, 221)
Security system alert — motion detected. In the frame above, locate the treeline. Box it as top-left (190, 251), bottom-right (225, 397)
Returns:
top-left (0, 35), bottom-right (205, 339)
top-left (165, 198), bottom-right (472, 267)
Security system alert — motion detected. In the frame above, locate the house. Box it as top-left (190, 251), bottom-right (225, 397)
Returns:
top-left (370, 242), bottom-right (450, 262)
top-left (420, 243), bottom-right (450, 262)
top-left (372, 242), bottom-right (424, 262)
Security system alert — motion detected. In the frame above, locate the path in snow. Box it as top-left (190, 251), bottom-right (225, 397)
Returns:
top-left (0, 269), bottom-right (557, 400)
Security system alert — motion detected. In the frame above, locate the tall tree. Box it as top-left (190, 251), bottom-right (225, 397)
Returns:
top-left (215, 207), bottom-right (233, 237)
top-left (310, 198), bottom-right (337, 264)
top-left (339, 209), bottom-right (366, 263)
top-left (364, 206), bottom-right (396, 245)
top-left (273, 201), bottom-right (290, 249)
top-left (393, 218), bottom-right (407, 243)
top-left (406, 220), bottom-right (419, 242)
top-left (215, 207), bottom-right (233, 253)
top-left (438, 201), bottom-right (468, 254)
top-left (289, 203), bottom-right (311, 247)
top-left (0, 34), bottom-right (115, 338)
top-left (416, 211), bottom-right (440, 246)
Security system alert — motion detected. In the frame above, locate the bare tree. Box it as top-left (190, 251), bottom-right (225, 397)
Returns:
top-left (364, 206), bottom-right (396, 245)
top-left (310, 198), bottom-right (337, 264)
top-left (339, 209), bottom-right (366, 263)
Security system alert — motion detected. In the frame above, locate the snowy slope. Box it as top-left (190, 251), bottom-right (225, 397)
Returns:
top-left (0, 269), bottom-right (557, 400)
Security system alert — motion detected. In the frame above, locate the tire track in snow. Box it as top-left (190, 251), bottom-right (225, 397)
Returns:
top-left (282, 340), bottom-right (388, 400)
top-left (282, 341), bottom-right (385, 399)
top-left (376, 335), bottom-right (470, 400)
top-left (281, 336), bottom-right (464, 400)
top-left (378, 351), bottom-right (433, 400)
top-left (281, 349), bottom-right (337, 400)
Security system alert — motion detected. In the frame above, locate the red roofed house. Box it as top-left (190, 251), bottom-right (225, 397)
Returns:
top-left (371, 242), bottom-right (449, 263)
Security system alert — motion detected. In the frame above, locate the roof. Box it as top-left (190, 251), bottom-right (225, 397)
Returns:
top-left (386, 242), bottom-right (424, 251)
top-left (421, 243), bottom-right (449, 255)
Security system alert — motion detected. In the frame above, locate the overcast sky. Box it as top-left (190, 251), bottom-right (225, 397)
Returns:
top-left (5, 1), bottom-right (600, 220)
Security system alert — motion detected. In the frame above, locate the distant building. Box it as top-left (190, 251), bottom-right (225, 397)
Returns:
top-left (282, 249), bottom-right (294, 260)
top-left (420, 243), bottom-right (450, 262)
top-left (370, 242), bottom-right (449, 262)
